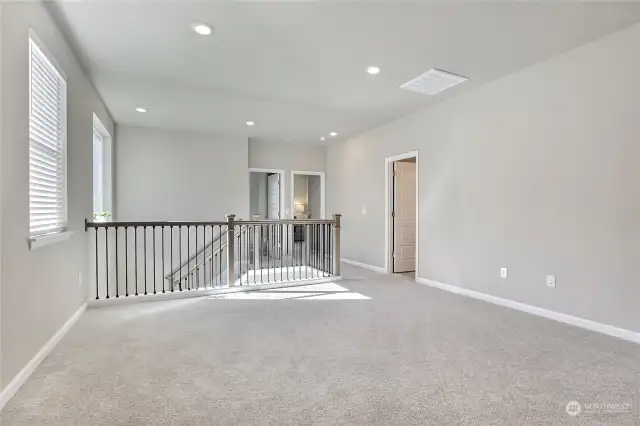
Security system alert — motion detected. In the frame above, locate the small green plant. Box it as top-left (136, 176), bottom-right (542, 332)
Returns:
top-left (93, 211), bottom-right (111, 221)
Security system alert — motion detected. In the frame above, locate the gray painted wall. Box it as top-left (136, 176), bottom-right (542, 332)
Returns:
top-left (116, 125), bottom-right (249, 221)
top-left (0, 3), bottom-right (114, 387)
top-left (248, 139), bottom-right (326, 218)
top-left (327, 23), bottom-right (640, 333)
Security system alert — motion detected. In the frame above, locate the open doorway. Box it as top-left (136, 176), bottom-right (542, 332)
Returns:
top-left (249, 168), bottom-right (285, 219)
top-left (290, 171), bottom-right (325, 219)
top-left (385, 151), bottom-right (418, 279)
top-left (250, 168), bottom-right (285, 260)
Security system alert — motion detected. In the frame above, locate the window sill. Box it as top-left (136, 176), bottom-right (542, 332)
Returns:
top-left (28, 231), bottom-right (73, 250)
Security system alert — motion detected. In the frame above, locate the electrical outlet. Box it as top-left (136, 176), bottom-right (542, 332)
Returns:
top-left (500, 268), bottom-right (508, 279)
top-left (546, 275), bottom-right (556, 288)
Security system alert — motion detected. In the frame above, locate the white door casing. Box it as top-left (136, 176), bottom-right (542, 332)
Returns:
top-left (393, 161), bottom-right (416, 273)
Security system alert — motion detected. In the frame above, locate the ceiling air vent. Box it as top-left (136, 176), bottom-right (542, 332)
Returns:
top-left (400, 68), bottom-right (468, 96)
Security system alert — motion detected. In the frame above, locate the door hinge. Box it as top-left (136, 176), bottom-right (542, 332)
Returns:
top-left (391, 211), bottom-right (395, 218)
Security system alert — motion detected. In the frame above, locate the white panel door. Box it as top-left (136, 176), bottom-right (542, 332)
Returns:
top-left (393, 161), bottom-right (416, 273)
top-left (267, 174), bottom-right (280, 219)
top-left (267, 173), bottom-right (281, 258)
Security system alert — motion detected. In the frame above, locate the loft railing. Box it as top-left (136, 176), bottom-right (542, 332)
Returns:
top-left (85, 214), bottom-right (341, 300)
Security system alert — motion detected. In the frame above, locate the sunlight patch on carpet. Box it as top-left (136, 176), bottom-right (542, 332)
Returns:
top-left (206, 281), bottom-right (369, 300)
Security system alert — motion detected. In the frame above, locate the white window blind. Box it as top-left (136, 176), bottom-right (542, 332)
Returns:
top-left (29, 37), bottom-right (67, 237)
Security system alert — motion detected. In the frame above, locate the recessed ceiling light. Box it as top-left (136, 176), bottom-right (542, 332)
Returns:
top-left (191, 23), bottom-right (213, 35)
top-left (246, 121), bottom-right (255, 126)
top-left (367, 66), bottom-right (381, 75)
top-left (135, 107), bottom-right (147, 113)
top-left (329, 132), bottom-right (337, 137)
top-left (320, 137), bottom-right (326, 141)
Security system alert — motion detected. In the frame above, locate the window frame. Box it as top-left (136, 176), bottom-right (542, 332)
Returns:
top-left (92, 126), bottom-right (104, 215)
top-left (27, 31), bottom-right (70, 248)
top-left (92, 113), bottom-right (113, 222)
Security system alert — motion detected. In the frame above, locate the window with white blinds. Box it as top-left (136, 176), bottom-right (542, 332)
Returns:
top-left (29, 37), bottom-right (67, 237)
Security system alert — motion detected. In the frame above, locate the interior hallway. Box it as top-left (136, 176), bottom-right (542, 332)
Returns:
top-left (2, 263), bottom-right (639, 425)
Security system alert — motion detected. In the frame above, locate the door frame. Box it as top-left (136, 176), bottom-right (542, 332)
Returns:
top-left (385, 150), bottom-right (419, 276)
top-left (290, 170), bottom-right (326, 219)
top-left (249, 168), bottom-right (285, 219)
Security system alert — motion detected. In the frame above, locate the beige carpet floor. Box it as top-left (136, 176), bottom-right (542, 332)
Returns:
top-left (1, 263), bottom-right (639, 425)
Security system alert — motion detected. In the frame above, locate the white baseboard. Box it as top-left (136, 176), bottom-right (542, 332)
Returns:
top-left (0, 303), bottom-right (87, 410)
top-left (340, 258), bottom-right (387, 274)
top-left (416, 277), bottom-right (640, 345)
top-left (88, 275), bottom-right (343, 308)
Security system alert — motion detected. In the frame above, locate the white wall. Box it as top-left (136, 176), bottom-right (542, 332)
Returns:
top-left (116, 125), bottom-right (249, 221)
top-left (248, 139), bottom-right (326, 218)
top-left (327, 23), bottom-right (640, 333)
top-left (0, 2), bottom-right (114, 388)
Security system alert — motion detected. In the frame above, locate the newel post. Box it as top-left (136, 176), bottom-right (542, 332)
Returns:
top-left (332, 214), bottom-right (341, 276)
top-left (226, 214), bottom-right (236, 287)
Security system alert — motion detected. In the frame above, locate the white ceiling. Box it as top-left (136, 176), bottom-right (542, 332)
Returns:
top-left (52, 1), bottom-right (640, 145)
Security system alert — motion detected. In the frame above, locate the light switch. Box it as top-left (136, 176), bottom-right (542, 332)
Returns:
top-left (500, 268), bottom-right (508, 279)
top-left (361, 206), bottom-right (367, 215)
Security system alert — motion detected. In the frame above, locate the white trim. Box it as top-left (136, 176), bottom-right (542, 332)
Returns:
top-left (416, 277), bottom-right (640, 345)
top-left (290, 170), bottom-right (325, 219)
top-left (249, 168), bottom-right (286, 174)
top-left (88, 275), bottom-right (343, 308)
top-left (385, 150), bottom-right (419, 275)
top-left (92, 113), bottom-right (109, 137)
top-left (93, 113), bottom-right (113, 218)
top-left (28, 230), bottom-right (73, 250)
top-left (340, 258), bottom-right (387, 274)
top-left (249, 168), bottom-right (286, 219)
top-left (0, 303), bottom-right (86, 410)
